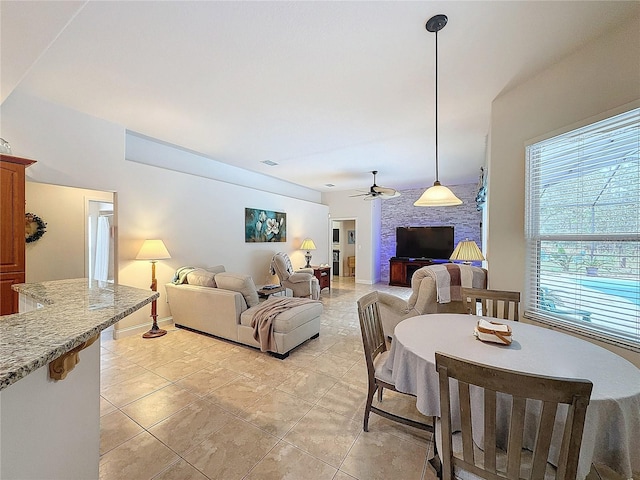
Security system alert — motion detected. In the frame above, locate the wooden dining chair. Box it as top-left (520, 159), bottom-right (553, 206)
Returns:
top-left (435, 352), bottom-right (593, 480)
top-left (461, 287), bottom-right (521, 320)
top-left (357, 291), bottom-right (434, 433)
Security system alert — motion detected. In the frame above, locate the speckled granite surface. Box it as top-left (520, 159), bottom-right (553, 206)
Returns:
top-left (1, 278), bottom-right (158, 391)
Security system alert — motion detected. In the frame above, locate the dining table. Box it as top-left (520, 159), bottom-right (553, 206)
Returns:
top-left (381, 313), bottom-right (640, 480)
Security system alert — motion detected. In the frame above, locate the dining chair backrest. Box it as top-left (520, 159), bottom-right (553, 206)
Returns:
top-left (461, 287), bottom-right (521, 320)
top-left (435, 352), bottom-right (593, 480)
top-left (357, 291), bottom-right (387, 376)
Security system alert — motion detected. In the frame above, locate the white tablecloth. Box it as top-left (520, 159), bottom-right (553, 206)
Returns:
top-left (382, 314), bottom-right (640, 480)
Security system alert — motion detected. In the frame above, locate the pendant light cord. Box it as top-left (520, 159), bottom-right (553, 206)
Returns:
top-left (434, 28), bottom-right (439, 184)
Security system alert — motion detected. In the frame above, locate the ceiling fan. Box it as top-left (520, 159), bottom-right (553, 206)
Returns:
top-left (351, 171), bottom-right (401, 201)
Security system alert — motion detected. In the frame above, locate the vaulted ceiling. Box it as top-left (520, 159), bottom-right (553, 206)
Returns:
top-left (2, 1), bottom-right (638, 193)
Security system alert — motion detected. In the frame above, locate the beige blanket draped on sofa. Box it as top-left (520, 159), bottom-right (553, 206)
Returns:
top-left (251, 297), bottom-right (320, 351)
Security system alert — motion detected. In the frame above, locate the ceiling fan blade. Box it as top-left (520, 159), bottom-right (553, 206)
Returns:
top-left (372, 186), bottom-right (396, 195)
top-left (379, 190), bottom-right (401, 199)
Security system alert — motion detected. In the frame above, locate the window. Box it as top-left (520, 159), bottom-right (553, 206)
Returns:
top-left (525, 107), bottom-right (640, 351)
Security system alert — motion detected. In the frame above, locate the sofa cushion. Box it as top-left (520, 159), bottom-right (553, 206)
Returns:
top-left (186, 268), bottom-right (217, 287)
top-left (215, 272), bottom-right (259, 307)
top-left (241, 300), bottom-right (323, 333)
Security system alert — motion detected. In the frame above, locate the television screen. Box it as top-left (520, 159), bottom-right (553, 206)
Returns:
top-left (396, 226), bottom-right (454, 259)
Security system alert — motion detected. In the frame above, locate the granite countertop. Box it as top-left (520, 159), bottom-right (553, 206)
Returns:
top-left (1, 278), bottom-right (158, 391)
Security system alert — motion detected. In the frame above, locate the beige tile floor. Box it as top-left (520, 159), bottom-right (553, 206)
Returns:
top-left (99, 277), bottom-right (436, 480)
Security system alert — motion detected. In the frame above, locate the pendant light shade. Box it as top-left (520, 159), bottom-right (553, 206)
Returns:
top-left (414, 181), bottom-right (463, 206)
top-left (414, 14), bottom-right (462, 207)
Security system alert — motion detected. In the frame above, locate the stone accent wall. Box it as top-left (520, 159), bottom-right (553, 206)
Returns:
top-left (380, 183), bottom-right (482, 283)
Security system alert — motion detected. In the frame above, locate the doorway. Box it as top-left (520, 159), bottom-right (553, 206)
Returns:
top-left (331, 218), bottom-right (357, 278)
top-left (87, 199), bottom-right (115, 282)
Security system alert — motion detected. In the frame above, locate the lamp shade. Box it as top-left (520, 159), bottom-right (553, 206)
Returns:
top-left (300, 238), bottom-right (317, 251)
top-left (136, 239), bottom-right (171, 261)
top-left (414, 182), bottom-right (463, 207)
top-left (449, 239), bottom-right (484, 262)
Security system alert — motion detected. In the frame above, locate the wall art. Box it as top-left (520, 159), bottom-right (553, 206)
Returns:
top-left (245, 208), bottom-right (286, 242)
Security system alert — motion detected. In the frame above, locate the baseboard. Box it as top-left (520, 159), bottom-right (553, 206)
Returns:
top-left (112, 316), bottom-right (174, 339)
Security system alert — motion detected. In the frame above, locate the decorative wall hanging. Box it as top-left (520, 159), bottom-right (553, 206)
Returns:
top-left (25, 212), bottom-right (47, 243)
top-left (475, 166), bottom-right (487, 211)
top-left (245, 208), bottom-right (286, 242)
top-left (0, 138), bottom-right (11, 154)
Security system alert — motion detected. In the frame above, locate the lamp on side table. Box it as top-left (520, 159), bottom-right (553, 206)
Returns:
top-left (136, 239), bottom-right (171, 338)
top-left (449, 239), bottom-right (484, 265)
top-left (300, 238), bottom-right (316, 268)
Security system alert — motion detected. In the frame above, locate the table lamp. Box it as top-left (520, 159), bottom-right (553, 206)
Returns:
top-left (449, 239), bottom-right (484, 264)
top-left (300, 238), bottom-right (316, 268)
top-left (136, 239), bottom-right (171, 338)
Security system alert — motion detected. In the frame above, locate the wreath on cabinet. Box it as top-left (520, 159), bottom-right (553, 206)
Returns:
top-left (25, 213), bottom-right (47, 243)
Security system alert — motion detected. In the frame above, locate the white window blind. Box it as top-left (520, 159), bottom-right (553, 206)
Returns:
top-left (525, 107), bottom-right (640, 351)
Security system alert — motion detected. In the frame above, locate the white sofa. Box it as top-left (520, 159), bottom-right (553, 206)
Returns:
top-left (165, 267), bottom-right (322, 359)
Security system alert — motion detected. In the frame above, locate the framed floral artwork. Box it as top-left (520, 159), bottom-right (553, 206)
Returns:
top-left (245, 208), bottom-right (287, 242)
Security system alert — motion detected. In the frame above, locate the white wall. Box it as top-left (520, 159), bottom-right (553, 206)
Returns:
top-left (1, 91), bottom-right (329, 335)
top-left (488, 15), bottom-right (640, 366)
top-left (25, 182), bottom-right (113, 283)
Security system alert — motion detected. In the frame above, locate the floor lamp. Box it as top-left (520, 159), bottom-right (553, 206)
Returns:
top-left (136, 239), bottom-right (171, 338)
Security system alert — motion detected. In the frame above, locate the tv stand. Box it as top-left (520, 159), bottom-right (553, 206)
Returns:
top-left (389, 258), bottom-right (444, 287)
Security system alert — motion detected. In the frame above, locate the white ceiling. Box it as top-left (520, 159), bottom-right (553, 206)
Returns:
top-left (2, 1), bottom-right (638, 194)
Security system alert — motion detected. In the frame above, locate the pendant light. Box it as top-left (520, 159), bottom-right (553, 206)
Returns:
top-left (414, 14), bottom-right (462, 207)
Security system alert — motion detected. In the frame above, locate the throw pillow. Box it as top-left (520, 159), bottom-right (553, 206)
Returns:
top-left (186, 268), bottom-right (217, 287)
top-left (214, 272), bottom-right (260, 307)
top-left (206, 265), bottom-right (226, 275)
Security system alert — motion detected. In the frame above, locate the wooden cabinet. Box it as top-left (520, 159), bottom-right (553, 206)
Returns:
top-left (1, 154), bottom-right (36, 314)
top-left (389, 258), bottom-right (436, 287)
top-left (312, 266), bottom-right (331, 290)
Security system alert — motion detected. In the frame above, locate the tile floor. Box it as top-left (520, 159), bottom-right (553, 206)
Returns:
top-left (99, 277), bottom-right (435, 480)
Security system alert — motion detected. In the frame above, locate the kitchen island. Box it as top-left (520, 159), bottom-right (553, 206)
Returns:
top-left (0, 279), bottom-right (158, 480)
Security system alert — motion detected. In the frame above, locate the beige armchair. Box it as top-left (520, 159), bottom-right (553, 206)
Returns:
top-left (270, 252), bottom-right (320, 300)
top-left (378, 264), bottom-right (487, 338)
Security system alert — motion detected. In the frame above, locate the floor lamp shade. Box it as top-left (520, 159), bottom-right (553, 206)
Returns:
top-left (136, 239), bottom-right (171, 261)
top-left (136, 239), bottom-right (171, 338)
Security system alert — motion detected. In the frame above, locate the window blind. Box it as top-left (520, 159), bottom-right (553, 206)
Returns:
top-left (525, 107), bottom-right (640, 351)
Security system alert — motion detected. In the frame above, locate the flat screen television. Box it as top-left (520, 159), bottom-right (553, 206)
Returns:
top-left (395, 226), bottom-right (454, 259)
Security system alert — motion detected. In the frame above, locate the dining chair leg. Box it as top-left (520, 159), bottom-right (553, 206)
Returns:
top-left (363, 384), bottom-right (377, 432)
top-left (378, 386), bottom-right (384, 402)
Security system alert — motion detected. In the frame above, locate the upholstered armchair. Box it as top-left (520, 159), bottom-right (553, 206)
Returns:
top-left (377, 264), bottom-right (487, 338)
top-left (270, 252), bottom-right (320, 300)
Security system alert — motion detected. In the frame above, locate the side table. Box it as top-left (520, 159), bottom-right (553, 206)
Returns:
top-left (257, 285), bottom-right (287, 299)
top-left (311, 266), bottom-right (331, 291)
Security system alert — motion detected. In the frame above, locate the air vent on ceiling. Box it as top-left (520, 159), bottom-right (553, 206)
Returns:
top-left (325, 184), bottom-right (335, 188)
top-left (261, 160), bottom-right (278, 166)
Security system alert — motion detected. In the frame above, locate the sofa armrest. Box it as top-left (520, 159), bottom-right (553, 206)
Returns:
top-left (298, 268), bottom-right (314, 274)
top-left (288, 272), bottom-right (313, 283)
top-left (377, 291), bottom-right (418, 338)
top-left (165, 283), bottom-right (246, 340)
top-left (377, 291), bottom-right (410, 313)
